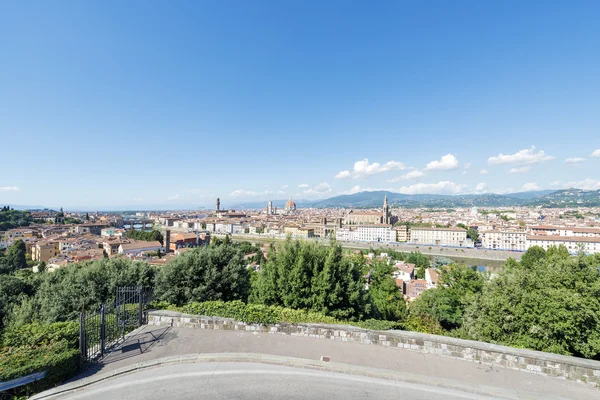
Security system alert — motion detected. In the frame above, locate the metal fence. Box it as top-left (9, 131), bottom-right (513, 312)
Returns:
top-left (79, 286), bottom-right (153, 362)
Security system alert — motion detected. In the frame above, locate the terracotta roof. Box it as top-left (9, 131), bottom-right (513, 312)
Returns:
top-left (120, 241), bottom-right (162, 250)
top-left (410, 227), bottom-right (466, 232)
top-left (527, 235), bottom-right (600, 243)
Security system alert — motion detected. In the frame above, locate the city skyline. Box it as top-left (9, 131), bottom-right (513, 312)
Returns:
top-left (1, 1), bottom-right (600, 209)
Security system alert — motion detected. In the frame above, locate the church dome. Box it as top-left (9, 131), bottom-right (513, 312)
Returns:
top-left (285, 198), bottom-right (296, 211)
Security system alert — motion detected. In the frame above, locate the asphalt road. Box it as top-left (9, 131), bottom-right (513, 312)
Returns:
top-left (52, 362), bottom-right (500, 400)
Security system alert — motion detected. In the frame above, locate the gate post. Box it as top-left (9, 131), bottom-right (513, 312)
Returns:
top-left (138, 286), bottom-right (144, 326)
top-left (100, 305), bottom-right (106, 356)
top-left (79, 311), bottom-right (85, 359)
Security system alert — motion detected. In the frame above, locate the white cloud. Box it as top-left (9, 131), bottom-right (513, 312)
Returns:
top-left (387, 170), bottom-right (425, 182)
top-left (0, 186), bottom-right (20, 192)
top-left (565, 157), bottom-right (585, 165)
top-left (507, 165), bottom-right (532, 174)
top-left (334, 170), bottom-right (351, 179)
top-left (464, 162), bottom-right (472, 169)
top-left (521, 182), bottom-right (540, 192)
top-left (230, 189), bottom-right (273, 198)
top-left (133, 198), bottom-right (144, 202)
top-left (495, 188), bottom-right (516, 195)
top-left (343, 185), bottom-right (363, 195)
top-left (424, 154), bottom-right (459, 171)
top-left (474, 183), bottom-right (488, 193)
top-left (304, 182), bottom-right (332, 194)
top-left (298, 184), bottom-right (309, 188)
top-left (167, 194), bottom-right (181, 201)
top-left (555, 178), bottom-right (600, 191)
top-left (398, 181), bottom-right (466, 195)
top-left (488, 146), bottom-right (554, 165)
top-left (462, 170), bottom-right (467, 175)
top-left (281, 185), bottom-right (288, 189)
top-left (591, 149), bottom-right (600, 157)
top-left (340, 186), bottom-right (392, 195)
top-left (480, 169), bottom-right (488, 175)
top-left (335, 158), bottom-right (406, 179)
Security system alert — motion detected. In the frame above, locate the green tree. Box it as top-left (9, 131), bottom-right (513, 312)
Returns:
top-left (154, 246), bottom-right (250, 306)
top-left (464, 250), bottom-right (600, 359)
top-left (520, 246), bottom-right (546, 269)
top-left (0, 275), bottom-right (35, 328)
top-left (410, 264), bottom-right (485, 331)
top-left (466, 228), bottom-right (479, 243)
top-left (6, 239), bottom-right (27, 271)
top-left (406, 252), bottom-right (429, 279)
top-left (250, 239), bottom-right (368, 320)
top-left (368, 260), bottom-right (407, 321)
top-left (6, 258), bottom-right (155, 325)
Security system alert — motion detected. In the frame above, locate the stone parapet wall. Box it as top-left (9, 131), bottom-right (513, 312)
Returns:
top-left (148, 310), bottom-right (600, 387)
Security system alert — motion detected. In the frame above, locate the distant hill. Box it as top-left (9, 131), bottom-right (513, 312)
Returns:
top-left (1, 204), bottom-right (51, 211)
top-left (527, 188), bottom-right (600, 207)
top-left (301, 189), bottom-right (600, 209)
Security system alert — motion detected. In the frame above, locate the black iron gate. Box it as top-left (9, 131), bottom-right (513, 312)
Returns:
top-left (79, 286), bottom-right (152, 362)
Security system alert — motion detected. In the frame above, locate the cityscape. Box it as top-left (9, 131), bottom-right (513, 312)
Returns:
top-left (1, 1), bottom-right (600, 399)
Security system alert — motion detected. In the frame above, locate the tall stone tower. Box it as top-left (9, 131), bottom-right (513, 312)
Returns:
top-left (216, 198), bottom-right (220, 212)
top-left (383, 194), bottom-right (389, 224)
top-left (164, 229), bottom-right (171, 253)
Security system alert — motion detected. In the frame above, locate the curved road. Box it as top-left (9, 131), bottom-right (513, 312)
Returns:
top-left (48, 362), bottom-right (498, 400)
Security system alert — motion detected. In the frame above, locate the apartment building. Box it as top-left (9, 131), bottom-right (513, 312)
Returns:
top-left (393, 225), bottom-right (410, 242)
top-left (32, 241), bottom-right (60, 262)
top-left (481, 230), bottom-right (527, 251)
top-left (409, 227), bottom-right (471, 247)
top-left (526, 235), bottom-right (600, 254)
top-left (284, 225), bottom-right (315, 239)
top-left (336, 224), bottom-right (393, 242)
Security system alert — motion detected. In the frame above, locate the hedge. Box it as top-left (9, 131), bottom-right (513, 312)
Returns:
top-left (0, 322), bottom-right (80, 395)
top-left (150, 300), bottom-right (403, 330)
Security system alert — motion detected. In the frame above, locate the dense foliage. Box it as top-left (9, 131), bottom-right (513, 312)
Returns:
top-left (464, 249), bottom-right (600, 359)
top-left (6, 258), bottom-right (155, 326)
top-left (0, 322), bottom-right (80, 395)
top-left (151, 300), bottom-right (401, 330)
top-left (0, 207), bottom-right (32, 231)
top-left (368, 260), bottom-right (406, 321)
top-left (409, 264), bottom-right (485, 331)
top-left (125, 229), bottom-right (164, 244)
top-left (249, 239), bottom-right (369, 320)
top-left (154, 246), bottom-right (250, 306)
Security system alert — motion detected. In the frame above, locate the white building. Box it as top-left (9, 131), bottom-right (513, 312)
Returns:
top-left (425, 268), bottom-right (440, 289)
top-left (215, 222), bottom-right (233, 234)
top-left (410, 227), bottom-right (472, 247)
top-left (526, 235), bottom-right (600, 254)
top-left (336, 224), bottom-right (393, 243)
top-left (481, 230), bottom-right (527, 251)
top-left (118, 241), bottom-right (163, 255)
top-left (392, 262), bottom-right (415, 282)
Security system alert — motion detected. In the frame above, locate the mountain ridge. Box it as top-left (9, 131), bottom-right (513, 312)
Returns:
top-left (232, 188), bottom-right (600, 209)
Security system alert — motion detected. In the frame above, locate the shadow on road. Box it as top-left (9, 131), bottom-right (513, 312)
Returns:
top-left (69, 326), bottom-right (172, 381)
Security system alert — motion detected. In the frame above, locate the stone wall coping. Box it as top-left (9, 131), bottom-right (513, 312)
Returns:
top-left (148, 310), bottom-right (600, 371)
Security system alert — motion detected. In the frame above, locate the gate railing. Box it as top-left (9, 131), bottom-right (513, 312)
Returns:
top-left (79, 286), bottom-right (153, 362)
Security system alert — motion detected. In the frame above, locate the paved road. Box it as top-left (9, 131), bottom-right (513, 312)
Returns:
top-left (44, 362), bottom-right (502, 400)
top-left (49, 326), bottom-right (600, 400)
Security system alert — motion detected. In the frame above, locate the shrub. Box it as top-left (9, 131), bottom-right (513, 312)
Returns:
top-left (0, 321), bottom-right (80, 395)
top-left (153, 300), bottom-right (397, 330)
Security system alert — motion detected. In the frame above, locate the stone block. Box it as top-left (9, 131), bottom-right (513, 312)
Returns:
top-left (527, 364), bottom-right (542, 372)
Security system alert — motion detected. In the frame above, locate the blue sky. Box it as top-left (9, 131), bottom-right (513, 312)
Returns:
top-left (1, 1), bottom-right (599, 210)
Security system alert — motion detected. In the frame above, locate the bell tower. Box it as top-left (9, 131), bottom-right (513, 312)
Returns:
top-left (216, 198), bottom-right (220, 212)
top-left (383, 194), bottom-right (389, 224)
